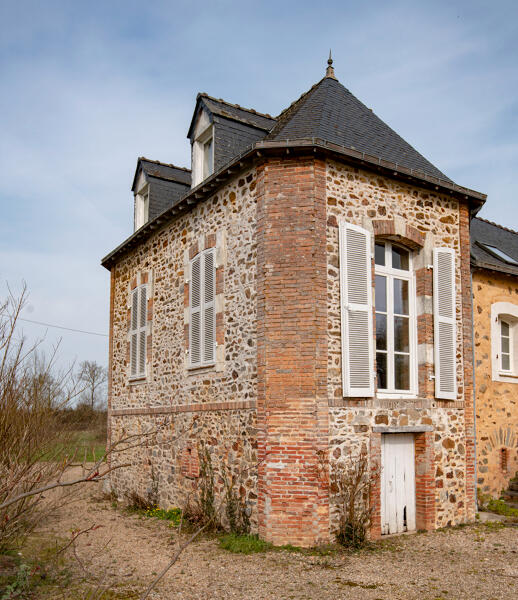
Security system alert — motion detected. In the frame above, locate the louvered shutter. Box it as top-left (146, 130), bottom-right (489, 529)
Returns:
top-left (339, 221), bottom-right (374, 397)
top-left (190, 255), bottom-right (202, 366)
top-left (130, 288), bottom-right (139, 376)
top-left (203, 249), bottom-right (216, 364)
top-left (138, 285), bottom-right (147, 376)
top-left (433, 248), bottom-right (457, 400)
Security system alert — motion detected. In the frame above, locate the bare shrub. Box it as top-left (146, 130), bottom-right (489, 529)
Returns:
top-left (182, 442), bottom-right (218, 530)
top-left (0, 286), bottom-right (81, 550)
top-left (332, 448), bottom-right (379, 549)
top-left (222, 463), bottom-right (251, 535)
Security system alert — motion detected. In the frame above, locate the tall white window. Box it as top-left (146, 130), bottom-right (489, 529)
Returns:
top-left (374, 241), bottom-right (416, 394)
top-left (130, 284), bottom-right (147, 378)
top-left (135, 187), bottom-right (149, 230)
top-left (189, 248), bottom-right (216, 367)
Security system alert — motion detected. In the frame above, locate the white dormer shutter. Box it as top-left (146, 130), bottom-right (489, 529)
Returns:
top-left (203, 249), bottom-right (216, 364)
top-left (339, 221), bottom-right (374, 397)
top-left (433, 248), bottom-right (457, 400)
top-left (190, 255), bottom-right (202, 366)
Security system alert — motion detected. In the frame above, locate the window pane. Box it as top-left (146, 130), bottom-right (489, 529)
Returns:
top-left (376, 352), bottom-right (387, 389)
top-left (502, 353), bottom-right (511, 371)
top-left (393, 279), bottom-right (409, 315)
top-left (391, 246), bottom-right (409, 270)
top-left (375, 275), bottom-right (387, 312)
top-left (502, 336), bottom-right (510, 354)
top-left (376, 314), bottom-right (387, 350)
top-left (394, 354), bottom-right (410, 390)
top-left (375, 243), bottom-right (385, 266)
top-left (394, 316), bottom-right (409, 352)
top-left (501, 321), bottom-right (510, 336)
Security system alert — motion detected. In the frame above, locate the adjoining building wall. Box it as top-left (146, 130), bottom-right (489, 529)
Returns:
top-left (325, 159), bottom-right (476, 533)
top-left (108, 168), bottom-right (260, 526)
top-left (473, 269), bottom-right (518, 497)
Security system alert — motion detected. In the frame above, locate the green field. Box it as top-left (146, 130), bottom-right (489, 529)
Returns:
top-left (53, 429), bottom-right (107, 463)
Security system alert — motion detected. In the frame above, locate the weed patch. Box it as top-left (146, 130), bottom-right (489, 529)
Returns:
top-left (486, 499), bottom-right (518, 519)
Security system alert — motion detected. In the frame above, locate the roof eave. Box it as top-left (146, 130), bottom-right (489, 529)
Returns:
top-left (102, 139), bottom-right (485, 270)
top-left (471, 260), bottom-right (518, 277)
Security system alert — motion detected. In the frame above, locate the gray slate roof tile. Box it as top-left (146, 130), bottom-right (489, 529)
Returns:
top-left (266, 76), bottom-right (451, 182)
top-left (471, 217), bottom-right (518, 276)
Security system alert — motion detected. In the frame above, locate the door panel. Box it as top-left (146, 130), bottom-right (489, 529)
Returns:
top-left (381, 434), bottom-right (416, 535)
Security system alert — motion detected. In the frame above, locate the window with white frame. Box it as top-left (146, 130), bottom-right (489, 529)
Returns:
top-left (129, 284), bottom-right (148, 378)
top-left (202, 134), bottom-right (214, 180)
top-left (192, 126), bottom-right (214, 187)
top-left (491, 303), bottom-right (518, 380)
top-left (374, 241), bottom-right (417, 394)
top-left (189, 248), bottom-right (216, 367)
top-left (339, 220), bottom-right (457, 400)
top-left (500, 320), bottom-right (512, 372)
top-left (134, 186), bottom-right (149, 231)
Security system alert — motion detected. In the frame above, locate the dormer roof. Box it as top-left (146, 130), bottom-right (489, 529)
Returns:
top-left (132, 157), bottom-right (191, 191)
top-left (187, 93), bottom-right (276, 140)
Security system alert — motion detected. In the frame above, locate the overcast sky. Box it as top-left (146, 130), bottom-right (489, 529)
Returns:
top-left (1, 0), bottom-right (517, 371)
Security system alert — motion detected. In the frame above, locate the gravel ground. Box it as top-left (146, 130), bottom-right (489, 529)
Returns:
top-left (38, 476), bottom-right (518, 600)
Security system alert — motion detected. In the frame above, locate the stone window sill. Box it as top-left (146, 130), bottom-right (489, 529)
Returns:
top-left (187, 364), bottom-right (216, 374)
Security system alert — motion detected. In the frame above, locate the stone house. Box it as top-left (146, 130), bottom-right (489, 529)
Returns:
top-left (471, 217), bottom-right (518, 499)
top-left (101, 58), bottom-right (487, 546)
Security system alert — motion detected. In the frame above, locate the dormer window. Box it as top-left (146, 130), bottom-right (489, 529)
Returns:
top-left (192, 123), bottom-right (214, 187)
top-left (202, 133), bottom-right (214, 180)
top-left (134, 185), bottom-right (149, 231)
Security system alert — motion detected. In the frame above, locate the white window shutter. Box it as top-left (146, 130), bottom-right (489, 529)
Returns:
top-left (138, 286), bottom-right (147, 376)
top-left (203, 249), bottom-right (216, 364)
top-left (339, 221), bottom-right (374, 397)
top-left (130, 289), bottom-right (138, 376)
top-left (433, 248), bottom-right (457, 400)
top-left (190, 255), bottom-right (202, 366)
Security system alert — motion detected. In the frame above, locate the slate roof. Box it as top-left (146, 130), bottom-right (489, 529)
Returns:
top-left (471, 217), bottom-right (518, 276)
top-left (187, 94), bottom-right (276, 138)
top-left (266, 76), bottom-right (451, 182)
top-left (132, 157), bottom-right (191, 191)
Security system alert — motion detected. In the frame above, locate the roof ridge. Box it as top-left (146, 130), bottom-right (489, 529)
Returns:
top-left (475, 216), bottom-right (518, 236)
top-left (197, 93), bottom-right (274, 120)
top-left (139, 157), bottom-right (191, 173)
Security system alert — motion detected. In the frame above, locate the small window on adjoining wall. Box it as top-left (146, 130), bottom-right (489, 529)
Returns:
top-left (501, 320), bottom-right (512, 372)
top-left (491, 302), bottom-right (518, 382)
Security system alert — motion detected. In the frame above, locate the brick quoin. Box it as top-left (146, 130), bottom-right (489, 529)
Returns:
top-left (459, 202), bottom-right (476, 521)
top-left (256, 156), bottom-right (329, 547)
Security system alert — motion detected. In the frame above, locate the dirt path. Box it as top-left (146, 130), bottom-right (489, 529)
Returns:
top-left (37, 476), bottom-right (518, 599)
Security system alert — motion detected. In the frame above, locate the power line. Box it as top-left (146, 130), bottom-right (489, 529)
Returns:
top-left (16, 317), bottom-right (108, 338)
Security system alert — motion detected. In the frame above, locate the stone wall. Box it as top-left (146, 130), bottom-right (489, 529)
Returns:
top-left (108, 168), bottom-right (260, 524)
top-left (473, 269), bottom-right (518, 496)
top-left (324, 159), bottom-right (475, 532)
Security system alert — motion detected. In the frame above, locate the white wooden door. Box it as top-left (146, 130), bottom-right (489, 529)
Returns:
top-left (381, 434), bottom-right (416, 535)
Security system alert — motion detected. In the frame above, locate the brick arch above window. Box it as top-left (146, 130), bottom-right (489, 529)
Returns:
top-left (372, 219), bottom-right (425, 250)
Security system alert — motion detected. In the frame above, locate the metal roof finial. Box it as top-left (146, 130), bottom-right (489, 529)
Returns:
top-left (326, 49), bottom-right (337, 79)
